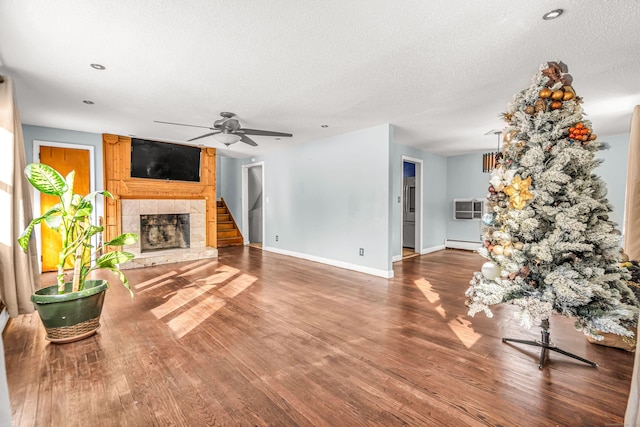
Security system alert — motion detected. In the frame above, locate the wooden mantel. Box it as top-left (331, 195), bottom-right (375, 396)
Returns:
top-left (102, 134), bottom-right (218, 248)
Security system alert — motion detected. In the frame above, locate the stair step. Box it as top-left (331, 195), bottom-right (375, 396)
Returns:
top-left (217, 236), bottom-right (243, 247)
top-left (215, 199), bottom-right (243, 248)
top-left (217, 229), bottom-right (239, 239)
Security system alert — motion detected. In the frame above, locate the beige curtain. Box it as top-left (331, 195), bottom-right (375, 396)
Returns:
top-left (0, 75), bottom-right (39, 317)
top-left (625, 105), bottom-right (640, 425)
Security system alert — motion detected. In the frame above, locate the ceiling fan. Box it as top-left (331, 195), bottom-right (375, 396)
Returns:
top-left (154, 112), bottom-right (293, 147)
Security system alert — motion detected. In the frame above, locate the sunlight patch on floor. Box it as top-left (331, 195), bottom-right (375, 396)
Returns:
top-left (177, 259), bottom-right (212, 272)
top-left (219, 274), bottom-right (257, 298)
top-left (134, 270), bottom-right (178, 291)
top-left (197, 266), bottom-right (240, 285)
top-left (448, 315), bottom-right (482, 349)
top-left (142, 263), bottom-right (258, 338)
top-left (414, 278), bottom-right (441, 305)
top-left (415, 277), bottom-right (482, 349)
top-left (151, 283), bottom-right (217, 319)
top-left (168, 295), bottom-right (227, 338)
top-left (137, 278), bottom-right (177, 294)
top-left (178, 260), bottom-right (223, 278)
top-left (434, 305), bottom-right (446, 318)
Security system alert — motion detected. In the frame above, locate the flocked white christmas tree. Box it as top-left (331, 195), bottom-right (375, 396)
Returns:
top-left (465, 62), bottom-right (638, 367)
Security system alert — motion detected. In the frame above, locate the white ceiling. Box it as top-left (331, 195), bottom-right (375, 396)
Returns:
top-left (1, 1), bottom-right (639, 158)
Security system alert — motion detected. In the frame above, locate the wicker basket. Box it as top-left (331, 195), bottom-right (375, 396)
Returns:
top-left (44, 316), bottom-right (101, 343)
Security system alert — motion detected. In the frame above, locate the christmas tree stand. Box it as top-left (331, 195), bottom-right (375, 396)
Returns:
top-left (502, 320), bottom-right (598, 369)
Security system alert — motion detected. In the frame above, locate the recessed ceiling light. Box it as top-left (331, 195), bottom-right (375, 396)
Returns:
top-left (90, 63), bottom-right (106, 70)
top-left (83, 100), bottom-right (95, 105)
top-left (543, 9), bottom-right (563, 20)
top-left (275, 137), bottom-right (281, 140)
top-left (321, 124), bottom-right (329, 128)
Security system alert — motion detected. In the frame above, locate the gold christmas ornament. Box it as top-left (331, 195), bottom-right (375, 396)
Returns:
top-left (501, 112), bottom-right (514, 123)
top-left (562, 91), bottom-right (575, 101)
top-left (550, 101), bottom-right (563, 110)
top-left (503, 175), bottom-right (533, 210)
top-left (551, 90), bottom-right (564, 101)
top-left (535, 99), bottom-right (546, 112)
top-left (539, 88), bottom-right (552, 99)
top-left (525, 105), bottom-right (535, 115)
top-left (504, 130), bottom-right (518, 143)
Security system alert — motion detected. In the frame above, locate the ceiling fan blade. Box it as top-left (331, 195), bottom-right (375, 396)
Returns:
top-left (154, 120), bottom-right (214, 129)
top-left (240, 135), bottom-right (258, 146)
top-left (187, 131), bottom-right (221, 142)
top-left (239, 128), bottom-right (293, 137)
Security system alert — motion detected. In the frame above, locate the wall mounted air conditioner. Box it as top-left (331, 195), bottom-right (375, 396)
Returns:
top-left (453, 198), bottom-right (486, 220)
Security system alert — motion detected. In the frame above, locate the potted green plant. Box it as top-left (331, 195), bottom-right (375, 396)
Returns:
top-left (18, 163), bottom-right (138, 343)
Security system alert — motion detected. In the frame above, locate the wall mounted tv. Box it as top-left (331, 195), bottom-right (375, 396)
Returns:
top-left (130, 138), bottom-right (201, 182)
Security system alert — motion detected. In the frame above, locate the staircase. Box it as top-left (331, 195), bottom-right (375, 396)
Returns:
top-left (216, 199), bottom-right (244, 247)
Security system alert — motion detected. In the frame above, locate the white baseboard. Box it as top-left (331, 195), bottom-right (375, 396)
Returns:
top-left (444, 239), bottom-right (482, 251)
top-left (421, 244), bottom-right (446, 255)
top-left (263, 246), bottom-right (394, 278)
top-left (392, 254), bottom-right (403, 262)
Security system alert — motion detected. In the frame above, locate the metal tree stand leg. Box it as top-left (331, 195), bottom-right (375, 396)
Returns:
top-left (502, 319), bottom-right (598, 369)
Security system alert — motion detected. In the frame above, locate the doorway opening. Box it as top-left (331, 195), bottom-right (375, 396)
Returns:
top-left (242, 162), bottom-right (265, 249)
top-left (401, 157), bottom-right (422, 259)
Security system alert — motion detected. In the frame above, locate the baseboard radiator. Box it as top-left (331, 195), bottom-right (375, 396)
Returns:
top-left (444, 239), bottom-right (482, 251)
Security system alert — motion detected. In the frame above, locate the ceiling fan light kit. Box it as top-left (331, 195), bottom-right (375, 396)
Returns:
top-left (154, 112), bottom-right (292, 148)
top-left (215, 133), bottom-right (242, 146)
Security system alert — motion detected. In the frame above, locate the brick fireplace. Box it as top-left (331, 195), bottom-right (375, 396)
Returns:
top-left (119, 199), bottom-right (217, 269)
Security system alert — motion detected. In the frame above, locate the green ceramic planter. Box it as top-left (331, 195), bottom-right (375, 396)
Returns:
top-left (31, 279), bottom-right (109, 343)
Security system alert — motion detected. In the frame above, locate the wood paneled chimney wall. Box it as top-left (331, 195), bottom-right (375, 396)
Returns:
top-left (102, 134), bottom-right (218, 248)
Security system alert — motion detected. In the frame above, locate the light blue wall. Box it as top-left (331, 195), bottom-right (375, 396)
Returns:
top-left (220, 124), bottom-right (393, 274)
top-left (390, 142), bottom-right (448, 257)
top-left (217, 155), bottom-right (243, 226)
top-left (446, 133), bottom-right (631, 243)
top-left (446, 154), bottom-right (488, 242)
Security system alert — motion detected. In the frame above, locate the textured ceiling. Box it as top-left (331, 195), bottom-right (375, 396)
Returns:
top-left (1, 1), bottom-right (639, 158)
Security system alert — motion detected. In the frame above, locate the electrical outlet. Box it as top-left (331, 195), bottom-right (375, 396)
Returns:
top-left (359, 248), bottom-right (364, 256)
top-left (275, 235), bottom-right (279, 242)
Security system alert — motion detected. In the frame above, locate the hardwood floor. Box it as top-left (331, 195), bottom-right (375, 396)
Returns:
top-left (4, 248), bottom-right (636, 426)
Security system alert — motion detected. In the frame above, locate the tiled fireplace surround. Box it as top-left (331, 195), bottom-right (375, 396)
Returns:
top-left (119, 199), bottom-right (217, 269)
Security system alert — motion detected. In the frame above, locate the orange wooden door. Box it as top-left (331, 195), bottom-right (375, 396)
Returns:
top-left (39, 146), bottom-right (91, 272)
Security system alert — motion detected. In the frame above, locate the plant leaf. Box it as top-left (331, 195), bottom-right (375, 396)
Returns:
top-left (95, 251), bottom-right (135, 269)
top-left (17, 220), bottom-right (40, 251)
top-left (101, 266), bottom-right (134, 298)
top-left (86, 225), bottom-right (103, 239)
top-left (105, 233), bottom-right (139, 247)
top-left (17, 204), bottom-right (63, 250)
top-left (62, 171), bottom-right (76, 209)
top-left (24, 163), bottom-right (67, 196)
top-left (74, 207), bottom-right (93, 218)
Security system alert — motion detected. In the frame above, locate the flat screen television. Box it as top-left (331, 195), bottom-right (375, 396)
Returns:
top-left (130, 138), bottom-right (201, 182)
